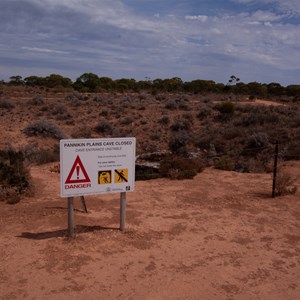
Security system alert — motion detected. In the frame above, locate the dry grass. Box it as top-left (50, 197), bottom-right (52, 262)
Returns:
top-left (275, 168), bottom-right (298, 196)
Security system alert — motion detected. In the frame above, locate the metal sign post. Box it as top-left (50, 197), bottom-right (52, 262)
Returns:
top-left (68, 197), bottom-right (74, 238)
top-left (120, 192), bottom-right (126, 232)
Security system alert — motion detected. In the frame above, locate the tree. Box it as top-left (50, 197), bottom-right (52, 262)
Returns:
top-left (184, 80), bottom-right (216, 93)
top-left (224, 75), bottom-right (240, 94)
top-left (24, 76), bottom-right (46, 86)
top-left (152, 78), bottom-right (164, 91)
top-left (247, 82), bottom-right (267, 97)
top-left (136, 80), bottom-right (152, 91)
top-left (234, 82), bottom-right (249, 95)
top-left (286, 85), bottom-right (300, 97)
top-left (228, 75), bottom-right (240, 85)
top-left (267, 82), bottom-right (284, 96)
top-left (73, 73), bottom-right (100, 92)
top-left (9, 75), bottom-right (24, 85)
top-left (44, 74), bottom-right (72, 88)
top-left (98, 77), bottom-right (114, 91)
top-left (115, 78), bottom-right (136, 92)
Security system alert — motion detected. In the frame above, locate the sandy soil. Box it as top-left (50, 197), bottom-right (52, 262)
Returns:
top-left (243, 99), bottom-right (288, 107)
top-left (1, 161), bottom-right (300, 300)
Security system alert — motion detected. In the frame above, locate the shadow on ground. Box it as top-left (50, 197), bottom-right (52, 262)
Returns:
top-left (17, 225), bottom-right (119, 240)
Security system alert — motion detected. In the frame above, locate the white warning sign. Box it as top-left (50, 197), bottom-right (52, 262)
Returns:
top-left (60, 138), bottom-right (136, 197)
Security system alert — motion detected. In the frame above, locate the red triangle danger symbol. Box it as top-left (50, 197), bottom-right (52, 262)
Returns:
top-left (65, 155), bottom-right (91, 184)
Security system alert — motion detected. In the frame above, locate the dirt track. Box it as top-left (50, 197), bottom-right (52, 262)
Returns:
top-left (1, 162), bottom-right (300, 299)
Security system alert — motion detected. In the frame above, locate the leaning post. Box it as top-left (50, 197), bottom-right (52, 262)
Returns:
top-left (80, 195), bottom-right (88, 213)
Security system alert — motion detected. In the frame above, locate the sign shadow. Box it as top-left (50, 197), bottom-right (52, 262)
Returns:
top-left (17, 224), bottom-right (119, 240)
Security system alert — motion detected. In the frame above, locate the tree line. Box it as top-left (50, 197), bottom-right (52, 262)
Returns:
top-left (2, 73), bottom-right (300, 99)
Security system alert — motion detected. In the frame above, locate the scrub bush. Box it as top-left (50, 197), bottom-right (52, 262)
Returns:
top-left (94, 120), bottom-right (113, 135)
top-left (170, 118), bottom-right (191, 131)
top-left (275, 168), bottom-right (298, 196)
top-left (169, 131), bottom-right (190, 156)
top-left (23, 120), bottom-right (66, 140)
top-left (0, 147), bottom-right (32, 204)
top-left (22, 143), bottom-right (59, 164)
top-left (28, 95), bottom-right (45, 105)
top-left (159, 115), bottom-right (170, 126)
top-left (216, 101), bottom-right (235, 114)
top-left (160, 156), bottom-right (204, 180)
top-left (0, 100), bottom-right (14, 109)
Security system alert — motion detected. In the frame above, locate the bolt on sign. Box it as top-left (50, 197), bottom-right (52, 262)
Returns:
top-left (60, 138), bottom-right (136, 197)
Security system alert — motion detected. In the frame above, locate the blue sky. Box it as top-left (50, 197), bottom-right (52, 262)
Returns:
top-left (0, 0), bottom-right (299, 85)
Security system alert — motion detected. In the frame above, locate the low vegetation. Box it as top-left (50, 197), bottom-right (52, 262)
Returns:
top-left (274, 167), bottom-right (298, 196)
top-left (0, 78), bottom-right (299, 202)
top-left (160, 156), bottom-right (204, 180)
top-left (4, 73), bottom-right (300, 103)
top-left (23, 119), bottom-right (66, 140)
top-left (0, 147), bottom-right (32, 204)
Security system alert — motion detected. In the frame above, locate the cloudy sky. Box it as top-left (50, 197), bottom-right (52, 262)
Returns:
top-left (0, 0), bottom-right (299, 85)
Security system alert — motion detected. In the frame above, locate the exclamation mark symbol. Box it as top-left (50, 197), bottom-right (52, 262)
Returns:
top-left (76, 165), bottom-right (80, 180)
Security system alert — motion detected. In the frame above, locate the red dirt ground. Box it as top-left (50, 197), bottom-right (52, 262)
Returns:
top-left (1, 161), bottom-right (299, 299)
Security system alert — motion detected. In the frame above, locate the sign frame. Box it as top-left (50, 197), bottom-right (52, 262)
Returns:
top-left (60, 137), bottom-right (136, 198)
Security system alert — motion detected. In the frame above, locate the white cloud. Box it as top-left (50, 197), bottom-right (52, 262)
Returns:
top-left (25, 0), bottom-right (159, 32)
top-left (231, 0), bottom-right (300, 14)
top-left (251, 10), bottom-right (283, 22)
top-left (0, 0), bottom-right (299, 84)
top-left (185, 15), bottom-right (208, 22)
top-left (21, 47), bottom-right (69, 54)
